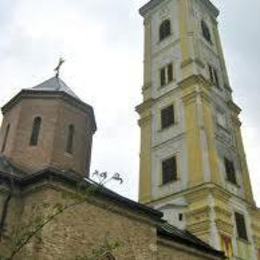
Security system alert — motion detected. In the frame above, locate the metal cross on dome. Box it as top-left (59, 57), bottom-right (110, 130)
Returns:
top-left (54, 57), bottom-right (65, 78)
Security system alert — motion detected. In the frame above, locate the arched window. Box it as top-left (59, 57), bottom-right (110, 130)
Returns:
top-left (201, 20), bottom-right (212, 43)
top-left (30, 117), bottom-right (42, 146)
top-left (1, 124), bottom-right (10, 152)
top-left (66, 124), bottom-right (74, 154)
top-left (159, 19), bottom-right (171, 41)
top-left (102, 253), bottom-right (115, 260)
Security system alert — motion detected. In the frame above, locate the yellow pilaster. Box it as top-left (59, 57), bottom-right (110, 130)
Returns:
top-left (136, 99), bottom-right (153, 203)
top-left (143, 16), bottom-right (152, 101)
top-left (200, 91), bottom-right (221, 185)
top-left (211, 20), bottom-right (231, 89)
top-left (181, 79), bottom-right (204, 187)
top-left (229, 102), bottom-right (255, 205)
top-left (181, 75), bottom-right (221, 186)
top-left (178, 0), bottom-right (194, 79)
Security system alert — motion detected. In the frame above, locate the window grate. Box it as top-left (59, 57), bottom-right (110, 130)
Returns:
top-left (162, 156), bottom-right (177, 185)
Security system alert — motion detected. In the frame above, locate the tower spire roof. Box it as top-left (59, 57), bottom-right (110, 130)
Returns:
top-left (31, 76), bottom-right (79, 100)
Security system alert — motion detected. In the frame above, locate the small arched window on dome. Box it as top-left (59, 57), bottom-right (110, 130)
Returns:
top-left (159, 19), bottom-right (171, 41)
top-left (102, 252), bottom-right (115, 260)
top-left (66, 124), bottom-right (75, 154)
top-left (1, 123), bottom-right (10, 153)
top-left (30, 117), bottom-right (42, 146)
top-left (201, 20), bottom-right (212, 43)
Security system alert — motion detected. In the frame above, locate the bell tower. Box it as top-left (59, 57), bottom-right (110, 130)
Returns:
top-left (137, 0), bottom-right (260, 259)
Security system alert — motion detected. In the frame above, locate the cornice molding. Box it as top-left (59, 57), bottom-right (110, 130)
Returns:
top-left (215, 219), bottom-right (233, 235)
top-left (135, 98), bottom-right (154, 114)
top-left (1, 90), bottom-right (97, 133)
top-left (0, 169), bottom-right (163, 222)
top-left (139, 0), bottom-right (219, 18)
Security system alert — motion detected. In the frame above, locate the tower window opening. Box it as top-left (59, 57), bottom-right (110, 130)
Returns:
top-left (160, 63), bottom-right (174, 87)
top-left (160, 68), bottom-right (166, 87)
top-left (66, 124), bottom-right (75, 154)
top-left (235, 212), bottom-right (248, 241)
top-left (1, 124), bottom-right (10, 153)
top-left (162, 156), bottom-right (177, 185)
top-left (216, 111), bottom-right (227, 129)
top-left (167, 63), bottom-right (173, 82)
top-left (208, 65), bottom-right (221, 89)
top-left (224, 158), bottom-right (237, 185)
top-left (159, 19), bottom-right (171, 41)
top-left (201, 20), bottom-right (212, 43)
top-left (179, 213), bottom-right (183, 221)
top-left (161, 105), bottom-right (175, 129)
top-left (30, 117), bottom-right (42, 146)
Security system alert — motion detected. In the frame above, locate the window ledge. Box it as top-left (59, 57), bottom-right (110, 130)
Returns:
top-left (158, 80), bottom-right (176, 90)
top-left (158, 34), bottom-right (172, 44)
top-left (159, 179), bottom-right (179, 187)
top-left (201, 35), bottom-right (213, 47)
top-left (226, 179), bottom-right (240, 188)
top-left (64, 152), bottom-right (73, 158)
top-left (158, 122), bottom-right (178, 132)
top-left (28, 145), bottom-right (38, 148)
top-left (212, 84), bottom-right (223, 91)
top-left (237, 237), bottom-right (250, 244)
top-left (216, 123), bottom-right (230, 133)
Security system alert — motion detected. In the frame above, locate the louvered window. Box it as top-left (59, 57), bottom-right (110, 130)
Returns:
top-left (208, 64), bottom-right (221, 89)
top-left (167, 64), bottom-right (173, 82)
top-left (201, 20), bottom-right (212, 43)
top-left (160, 68), bottom-right (166, 86)
top-left (66, 124), bottom-right (75, 154)
top-left (162, 156), bottom-right (177, 185)
top-left (224, 158), bottom-right (237, 185)
top-left (30, 117), bottom-right (42, 146)
top-left (161, 105), bottom-right (175, 129)
top-left (159, 19), bottom-right (171, 41)
top-left (235, 212), bottom-right (248, 241)
top-left (160, 63), bottom-right (174, 87)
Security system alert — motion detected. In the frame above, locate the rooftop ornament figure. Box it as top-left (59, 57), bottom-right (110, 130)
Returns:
top-left (54, 57), bottom-right (65, 78)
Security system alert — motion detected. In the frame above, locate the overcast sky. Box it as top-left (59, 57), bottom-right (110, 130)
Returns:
top-left (0, 0), bottom-right (259, 206)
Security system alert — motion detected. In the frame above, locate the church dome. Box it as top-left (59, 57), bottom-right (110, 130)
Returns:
top-left (30, 76), bottom-right (79, 100)
top-left (0, 77), bottom-right (96, 177)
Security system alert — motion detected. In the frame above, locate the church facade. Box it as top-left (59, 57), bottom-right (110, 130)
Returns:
top-left (136, 0), bottom-right (260, 259)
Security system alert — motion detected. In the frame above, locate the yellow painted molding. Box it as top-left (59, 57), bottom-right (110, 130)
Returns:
top-left (216, 219), bottom-right (233, 235)
top-left (185, 206), bottom-right (211, 219)
top-left (178, 0), bottom-right (191, 63)
top-left (187, 220), bottom-right (211, 234)
top-left (138, 115), bottom-right (152, 127)
top-left (214, 206), bottom-right (232, 218)
top-left (228, 100), bottom-right (242, 115)
top-left (179, 74), bottom-right (211, 91)
top-left (147, 182), bottom-right (255, 211)
top-left (181, 58), bottom-right (205, 69)
top-left (185, 189), bottom-right (211, 202)
top-left (231, 115), bottom-right (242, 127)
top-left (211, 185), bottom-right (231, 202)
top-left (135, 98), bottom-right (154, 114)
top-left (142, 82), bottom-right (152, 92)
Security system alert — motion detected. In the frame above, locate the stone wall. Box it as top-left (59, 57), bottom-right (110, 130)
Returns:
top-left (0, 181), bottom-right (223, 260)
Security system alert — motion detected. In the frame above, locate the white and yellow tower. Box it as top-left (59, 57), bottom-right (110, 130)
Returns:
top-left (136, 0), bottom-right (260, 259)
